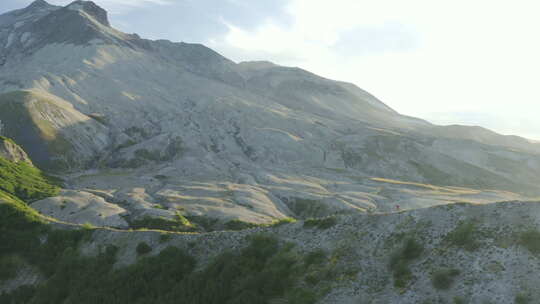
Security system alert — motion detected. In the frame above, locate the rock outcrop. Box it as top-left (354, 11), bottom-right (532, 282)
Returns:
top-left (0, 136), bottom-right (33, 164)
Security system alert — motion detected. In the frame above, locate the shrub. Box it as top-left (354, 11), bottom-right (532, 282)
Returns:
top-left (0, 285), bottom-right (36, 303)
top-left (401, 238), bottom-right (423, 260)
top-left (134, 149), bottom-right (162, 161)
top-left (82, 222), bottom-right (96, 230)
top-left (136, 242), bottom-right (152, 256)
top-left (130, 213), bottom-right (196, 232)
top-left (270, 217), bottom-right (297, 227)
top-left (224, 219), bottom-right (259, 231)
top-left (287, 198), bottom-right (328, 218)
top-left (304, 216), bottom-right (337, 229)
top-left (519, 230), bottom-right (540, 255)
top-left (225, 218), bottom-right (297, 231)
top-left (0, 255), bottom-right (24, 282)
top-left (446, 221), bottom-right (479, 251)
top-left (159, 233), bottom-right (172, 243)
top-left (304, 249), bottom-right (327, 267)
top-left (185, 215), bottom-right (220, 232)
top-left (515, 293), bottom-right (530, 304)
top-left (389, 238), bottom-right (424, 288)
top-left (431, 268), bottom-right (460, 290)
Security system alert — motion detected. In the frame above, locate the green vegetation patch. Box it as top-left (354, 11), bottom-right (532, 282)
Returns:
top-left (185, 215), bottom-right (220, 231)
top-left (304, 249), bottom-right (327, 267)
top-left (134, 149), bottom-right (163, 162)
top-left (445, 221), bottom-right (480, 251)
top-left (0, 255), bottom-right (24, 282)
top-left (159, 233), bottom-right (172, 243)
top-left (224, 217), bottom-right (297, 231)
top-left (0, 150), bottom-right (86, 283)
top-left (0, 156), bottom-right (60, 202)
top-left (136, 242), bottom-right (152, 256)
top-left (515, 293), bottom-right (530, 304)
top-left (431, 268), bottom-right (460, 290)
top-left (224, 219), bottom-right (259, 231)
top-left (519, 230), bottom-right (540, 255)
top-left (1, 233), bottom-right (336, 304)
top-left (304, 216), bottom-right (337, 229)
top-left (409, 160), bottom-right (453, 186)
top-left (129, 212), bottom-right (196, 232)
top-left (287, 198), bottom-right (329, 218)
top-left (389, 238), bottom-right (424, 288)
top-left (0, 189), bottom-right (93, 281)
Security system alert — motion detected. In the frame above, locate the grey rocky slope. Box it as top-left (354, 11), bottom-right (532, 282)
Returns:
top-left (5, 199), bottom-right (540, 304)
top-left (1, 0), bottom-right (539, 227)
top-left (103, 200), bottom-right (540, 303)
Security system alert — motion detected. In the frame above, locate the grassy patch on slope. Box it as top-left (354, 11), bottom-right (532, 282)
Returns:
top-left (0, 189), bottom-right (92, 278)
top-left (129, 212), bottom-right (197, 232)
top-left (0, 153), bottom-right (81, 284)
top-left (445, 221), bottom-right (480, 251)
top-left (431, 268), bottom-right (460, 290)
top-left (389, 238), bottom-right (424, 288)
top-left (304, 216), bottom-right (338, 229)
top-left (0, 156), bottom-right (60, 202)
top-left (224, 217), bottom-right (297, 231)
top-left (519, 230), bottom-right (540, 255)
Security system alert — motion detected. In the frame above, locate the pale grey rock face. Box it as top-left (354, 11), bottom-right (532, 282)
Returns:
top-left (0, 1), bottom-right (539, 226)
top-left (31, 190), bottom-right (128, 228)
top-left (0, 136), bottom-right (33, 164)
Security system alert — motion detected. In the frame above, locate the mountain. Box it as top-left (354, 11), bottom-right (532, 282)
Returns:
top-left (0, 0), bottom-right (539, 227)
top-left (3, 1), bottom-right (540, 303)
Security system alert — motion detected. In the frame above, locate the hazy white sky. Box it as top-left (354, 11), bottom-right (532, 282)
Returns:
top-left (3, 0), bottom-right (540, 139)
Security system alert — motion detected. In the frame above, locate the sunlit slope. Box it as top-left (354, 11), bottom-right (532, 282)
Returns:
top-left (0, 90), bottom-right (109, 171)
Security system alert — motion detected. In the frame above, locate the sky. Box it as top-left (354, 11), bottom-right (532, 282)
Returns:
top-left (3, 0), bottom-right (540, 139)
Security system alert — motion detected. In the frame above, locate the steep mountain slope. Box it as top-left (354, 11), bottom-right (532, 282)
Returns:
top-left (0, 0), bottom-right (539, 226)
top-left (0, 90), bottom-right (109, 171)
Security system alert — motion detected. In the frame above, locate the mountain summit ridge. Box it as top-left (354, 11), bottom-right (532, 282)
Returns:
top-left (26, 0), bottom-right (54, 10)
top-left (65, 0), bottom-right (110, 27)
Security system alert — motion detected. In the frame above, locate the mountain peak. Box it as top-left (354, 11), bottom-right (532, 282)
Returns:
top-left (66, 1), bottom-right (110, 27)
top-left (26, 0), bottom-right (52, 10)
